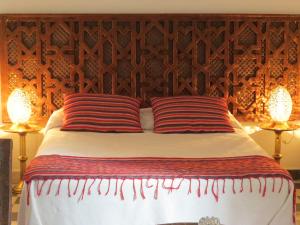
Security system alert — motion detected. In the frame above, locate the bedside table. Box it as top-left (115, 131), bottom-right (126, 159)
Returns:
top-left (0, 124), bottom-right (41, 194)
top-left (260, 123), bottom-right (300, 163)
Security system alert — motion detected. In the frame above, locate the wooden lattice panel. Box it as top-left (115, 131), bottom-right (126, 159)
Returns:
top-left (1, 14), bottom-right (300, 123)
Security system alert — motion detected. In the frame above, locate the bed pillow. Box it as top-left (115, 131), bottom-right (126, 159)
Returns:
top-left (45, 107), bottom-right (154, 133)
top-left (45, 104), bottom-right (240, 133)
top-left (151, 96), bottom-right (235, 133)
top-left (139, 108), bottom-right (241, 131)
top-left (140, 108), bottom-right (154, 130)
top-left (44, 108), bottom-right (63, 134)
top-left (61, 93), bottom-right (143, 133)
top-left (228, 111), bottom-right (243, 130)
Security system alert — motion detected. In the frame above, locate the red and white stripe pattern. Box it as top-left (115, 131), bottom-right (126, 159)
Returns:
top-left (23, 155), bottom-right (296, 222)
top-left (61, 93), bottom-right (143, 133)
top-left (151, 96), bottom-right (235, 133)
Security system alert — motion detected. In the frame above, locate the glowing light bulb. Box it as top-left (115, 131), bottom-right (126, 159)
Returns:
top-left (7, 88), bottom-right (32, 124)
top-left (268, 86), bottom-right (292, 123)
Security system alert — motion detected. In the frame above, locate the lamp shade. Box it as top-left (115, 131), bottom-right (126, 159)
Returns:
top-left (268, 86), bottom-right (292, 123)
top-left (7, 88), bottom-right (32, 124)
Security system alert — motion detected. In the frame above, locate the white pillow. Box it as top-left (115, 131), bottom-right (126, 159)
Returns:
top-left (140, 108), bottom-right (154, 130)
top-left (43, 107), bottom-right (241, 133)
top-left (44, 108), bottom-right (64, 134)
top-left (228, 111), bottom-right (243, 129)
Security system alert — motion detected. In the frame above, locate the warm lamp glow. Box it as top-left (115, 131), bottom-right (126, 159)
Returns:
top-left (268, 86), bottom-right (292, 124)
top-left (7, 88), bottom-right (32, 125)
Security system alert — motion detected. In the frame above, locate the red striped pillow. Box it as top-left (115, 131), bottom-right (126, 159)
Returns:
top-left (151, 96), bottom-right (234, 133)
top-left (61, 94), bottom-right (143, 133)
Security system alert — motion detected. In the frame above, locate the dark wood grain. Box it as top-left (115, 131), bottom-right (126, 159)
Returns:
top-left (0, 14), bottom-right (299, 123)
top-left (0, 139), bottom-right (12, 225)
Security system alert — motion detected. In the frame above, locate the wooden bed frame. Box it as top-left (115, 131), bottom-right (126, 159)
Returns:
top-left (0, 14), bottom-right (299, 123)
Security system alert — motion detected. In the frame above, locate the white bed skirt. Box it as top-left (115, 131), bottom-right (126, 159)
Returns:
top-left (18, 177), bottom-right (294, 225)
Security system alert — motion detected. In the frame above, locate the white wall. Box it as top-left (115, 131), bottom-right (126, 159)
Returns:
top-left (249, 127), bottom-right (300, 170)
top-left (1, 0), bottom-right (300, 14)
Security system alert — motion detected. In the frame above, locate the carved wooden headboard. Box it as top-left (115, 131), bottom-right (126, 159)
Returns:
top-left (1, 14), bottom-right (299, 123)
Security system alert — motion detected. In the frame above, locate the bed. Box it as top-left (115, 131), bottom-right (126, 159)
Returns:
top-left (1, 13), bottom-right (297, 225)
top-left (18, 109), bottom-right (295, 225)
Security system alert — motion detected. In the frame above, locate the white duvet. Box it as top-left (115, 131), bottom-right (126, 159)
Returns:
top-left (18, 123), bottom-right (294, 225)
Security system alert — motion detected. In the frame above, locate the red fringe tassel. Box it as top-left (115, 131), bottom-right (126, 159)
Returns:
top-left (25, 177), bottom-right (296, 223)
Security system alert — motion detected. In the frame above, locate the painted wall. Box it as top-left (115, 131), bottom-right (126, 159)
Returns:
top-left (0, 0), bottom-right (300, 14)
top-left (245, 125), bottom-right (300, 170)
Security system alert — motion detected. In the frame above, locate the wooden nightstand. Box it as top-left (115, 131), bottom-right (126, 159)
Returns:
top-left (0, 124), bottom-right (41, 194)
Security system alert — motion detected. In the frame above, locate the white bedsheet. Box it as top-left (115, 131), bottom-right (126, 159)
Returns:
top-left (37, 127), bottom-right (268, 158)
top-left (18, 127), bottom-right (294, 225)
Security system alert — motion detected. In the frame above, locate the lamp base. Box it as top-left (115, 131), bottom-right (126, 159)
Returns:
top-left (260, 121), bottom-right (299, 131)
top-left (12, 180), bottom-right (24, 194)
top-left (9, 123), bottom-right (32, 132)
top-left (269, 121), bottom-right (291, 130)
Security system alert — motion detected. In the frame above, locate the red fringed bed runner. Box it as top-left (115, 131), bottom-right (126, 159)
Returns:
top-left (24, 154), bottom-right (295, 222)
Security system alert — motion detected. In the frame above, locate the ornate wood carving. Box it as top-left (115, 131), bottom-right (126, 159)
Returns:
top-left (1, 14), bottom-right (300, 123)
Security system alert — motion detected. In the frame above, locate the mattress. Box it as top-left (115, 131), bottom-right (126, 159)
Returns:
top-left (18, 120), bottom-right (294, 225)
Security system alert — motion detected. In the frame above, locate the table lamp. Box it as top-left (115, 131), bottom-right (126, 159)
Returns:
top-left (268, 86), bottom-right (293, 129)
top-left (4, 88), bottom-right (40, 194)
top-left (6, 88), bottom-right (32, 130)
top-left (260, 86), bottom-right (298, 163)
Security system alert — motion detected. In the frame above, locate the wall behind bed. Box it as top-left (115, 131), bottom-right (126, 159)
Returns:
top-left (2, 0), bottom-right (300, 14)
